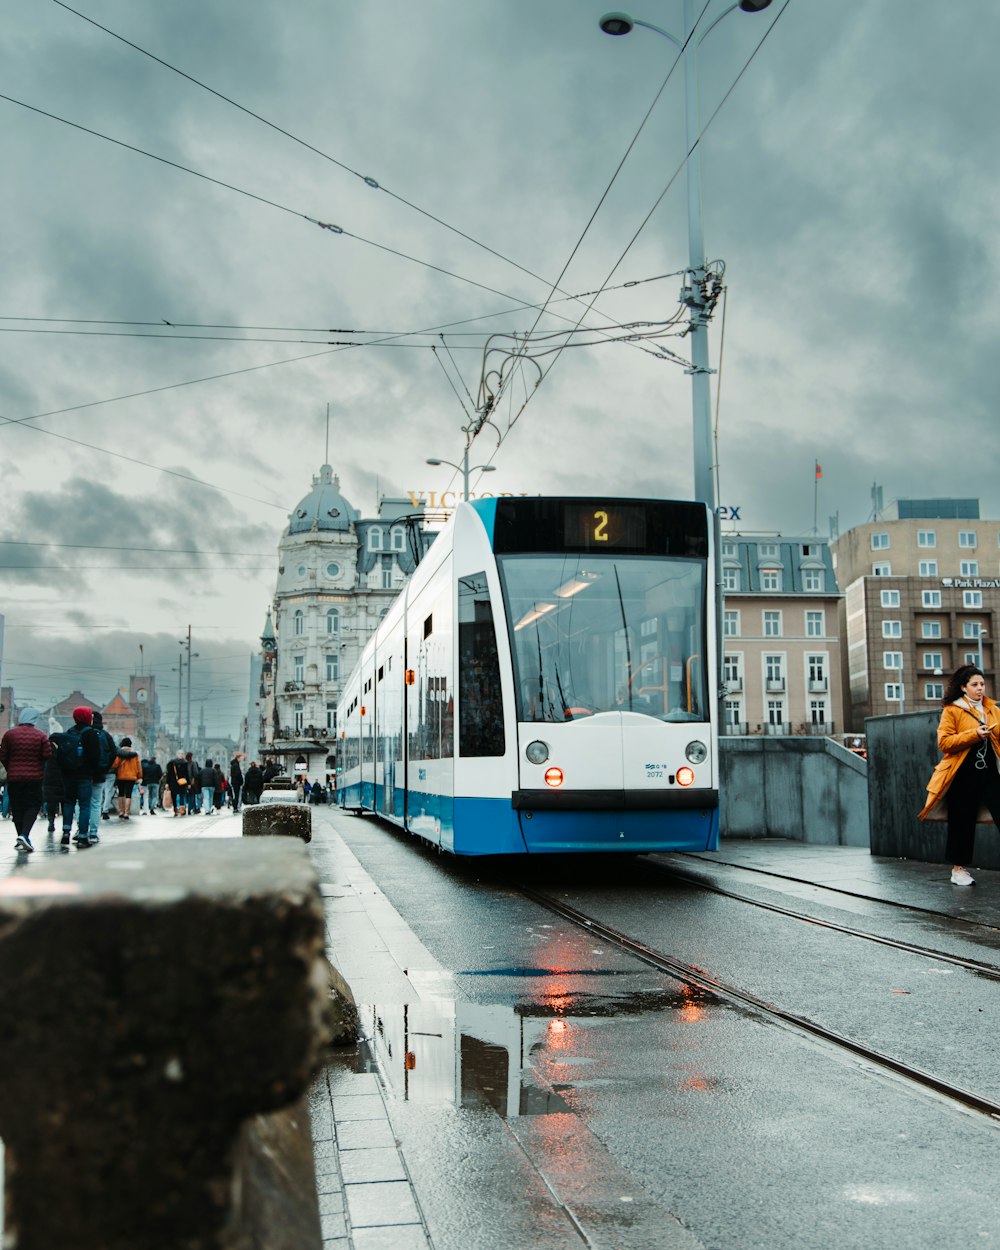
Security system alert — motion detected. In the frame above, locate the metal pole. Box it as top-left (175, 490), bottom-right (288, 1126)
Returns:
top-left (186, 625), bottom-right (192, 747)
top-left (178, 653), bottom-right (183, 740)
top-left (462, 441), bottom-right (470, 501)
top-left (978, 627), bottom-right (985, 672)
top-left (682, 0), bottom-right (714, 513)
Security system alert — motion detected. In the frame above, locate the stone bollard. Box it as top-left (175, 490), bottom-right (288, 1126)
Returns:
top-left (242, 801), bottom-right (312, 842)
top-left (0, 839), bottom-right (329, 1250)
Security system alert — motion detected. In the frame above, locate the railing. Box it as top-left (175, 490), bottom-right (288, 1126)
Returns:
top-left (765, 679), bottom-right (786, 693)
top-left (722, 721), bottom-right (748, 736)
top-left (763, 721), bottom-right (792, 735)
top-left (808, 678), bottom-right (829, 693)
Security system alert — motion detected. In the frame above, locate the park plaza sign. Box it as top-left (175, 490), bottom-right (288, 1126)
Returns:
top-left (942, 577), bottom-right (1000, 589)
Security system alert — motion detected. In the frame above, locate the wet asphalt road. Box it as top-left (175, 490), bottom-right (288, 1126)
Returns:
top-left (313, 810), bottom-right (1000, 1250)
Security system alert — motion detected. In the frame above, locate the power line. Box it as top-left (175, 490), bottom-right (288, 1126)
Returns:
top-left (0, 540), bottom-right (275, 555)
top-left (0, 91), bottom-right (558, 309)
top-left (50, 0), bottom-right (654, 332)
top-left (478, 0), bottom-right (793, 463)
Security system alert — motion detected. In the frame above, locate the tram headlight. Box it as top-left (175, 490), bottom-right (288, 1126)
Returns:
top-left (526, 740), bottom-right (550, 765)
top-left (676, 766), bottom-right (695, 787)
top-left (685, 740), bottom-right (708, 764)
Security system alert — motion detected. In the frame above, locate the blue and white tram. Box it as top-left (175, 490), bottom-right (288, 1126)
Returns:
top-left (336, 496), bottom-right (719, 855)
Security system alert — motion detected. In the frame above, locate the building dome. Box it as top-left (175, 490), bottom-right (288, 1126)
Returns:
top-left (286, 465), bottom-right (358, 535)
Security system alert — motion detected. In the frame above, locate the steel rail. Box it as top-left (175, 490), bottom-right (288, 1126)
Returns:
top-left (517, 884), bottom-right (1000, 1126)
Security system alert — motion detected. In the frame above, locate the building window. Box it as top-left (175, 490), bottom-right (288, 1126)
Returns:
top-left (871, 532), bottom-right (889, 550)
top-left (326, 702), bottom-right (337, 731)
top-left (882, 620), bottom-right (902, 638)
top-left (924, 682), bottom-right (944, 700)
top-left (885, 683), bottom-right (903, 701)
top-left (293, 608), bottom-right (304, 636)
top-left (294, 703), bottom-right (304, 732)
top-left (325, 653), bottom-right (339, 682)
top-left (767, 699), bottom-right (785, 726)
top-left (368, 529), bottom-right (384, 551)
top-left (722, 542), bottom-right (737, 557)
top-left (802, 569), bottom-right (824, 592)
top-left (723, 567), bottom-right (740, 592)
top-left (884, 652), bottom-right (903, 670)
top-left (763, 611), bottom-right (782, 637)
top-left (963, 621), bottom-right (984, 639)
top-left (381, 555), bottom-right (394, 589)
top-left (872, 563), bottom-right (892, 576)
top-left (326, 608), bottom-right (340, 635)
top-left (391, 526), bottom-right (406, 552)
top-left (918, 560), bottom-right (938, 577)
top-left (922, 590), bottom-right (942, 608)
top-left (923, 652), bottom-right (943, 670)
top-left (805, 610), bottom-right (824, 638)
top-left (921, 621), bottom-right (942, 639)
top-left (724, 699), bottom-right (743, 727)
top-left (297, 564), bottom-right (308, 578)
top-left (326, 562), bottom-right (341, 579)
top-left (964, 590), bottom-right (983, 608)
top-left (960, 560), bottom-right (979, 577)
top-left (723, 610), bottom-right (739, 637)
top-left (880, 589), bottom-right (900, 608)
top-left (758, 543), bottom-right (779, 558)
top-left (917, 530), bottom-right (936, 548)
top-left (765, 654), bottom-right (784, 684)
top-left (808, 654), bottom-right (827, 683)
top-left (959, 531), bottom-right (978, 548)
top-left (760, 569), bottom-right (782, 592)
top-left (964, 652), bottom-right (979, 665)
top-left (294, 655), bottom-right (304, 681)
top-left (809, 700), bottom-right (828, 725)
top-left (724, 654), bottom-right (742, 687)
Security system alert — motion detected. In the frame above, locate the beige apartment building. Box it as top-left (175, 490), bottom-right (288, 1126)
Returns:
top-left (831, 502), bottom-right (998, 729)
top-left (721, 536), bottom-right (844, 735)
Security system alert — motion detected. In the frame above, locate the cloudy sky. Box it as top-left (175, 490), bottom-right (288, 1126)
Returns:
top-left (3, 0), bottom-right (999, 734)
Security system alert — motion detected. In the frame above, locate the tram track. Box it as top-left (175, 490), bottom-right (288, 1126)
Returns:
top-left (639, 857), bottom-right (1000, 982)
top-left (516, 882), bottom-right (1000, 1127)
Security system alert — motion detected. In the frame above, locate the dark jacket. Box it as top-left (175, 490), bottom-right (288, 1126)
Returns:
top-left (90, 725), bottom-right (117, 782)
top-left (244, 764), bottom-right (264, 794)
top-left (230, 758), bottom-right (244, 787)
top-left (55, 723), bottom-right (101, 778)
top-left (199, 764), bottom-right (216, 788)
top-left (143, 758), bottom-right (163, 786)
top-left (0, 723), bottom-right (53, 782)
top-left (165, 757), bottom-right (190, 792)
top-left (42, 754), bottom-right (65, 798)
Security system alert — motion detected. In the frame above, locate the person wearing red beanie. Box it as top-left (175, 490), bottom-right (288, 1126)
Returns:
top-left (73, 707), bottom-right (94, 726)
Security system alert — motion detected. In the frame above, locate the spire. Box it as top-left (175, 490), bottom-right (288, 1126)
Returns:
top-left (260, 609), bottom-right (276, 651)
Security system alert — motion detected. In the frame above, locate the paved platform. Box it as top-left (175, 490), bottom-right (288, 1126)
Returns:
top-left (3, 811), bottom-right (998, 1249)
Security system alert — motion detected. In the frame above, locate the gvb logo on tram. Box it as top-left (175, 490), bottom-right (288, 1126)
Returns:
top-left (336, 497), bottom-right (719, 856)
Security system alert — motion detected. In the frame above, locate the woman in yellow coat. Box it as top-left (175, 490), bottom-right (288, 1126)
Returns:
top-left (919, 665), bottom-right (1000, 885)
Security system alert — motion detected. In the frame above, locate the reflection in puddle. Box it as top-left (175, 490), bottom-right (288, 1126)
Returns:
top-left (358, 986), bottom-right (720, 1118)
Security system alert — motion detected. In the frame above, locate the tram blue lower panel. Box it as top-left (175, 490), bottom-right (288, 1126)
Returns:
top-left (518, 806), bottom-right (719, 853)
top-left (451, 797), bottom-right (528, 855)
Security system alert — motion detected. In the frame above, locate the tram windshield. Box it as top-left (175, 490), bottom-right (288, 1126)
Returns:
top-left (498, 554), bottom-right (708, 723)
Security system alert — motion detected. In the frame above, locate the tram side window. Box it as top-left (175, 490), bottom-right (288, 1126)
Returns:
top-left (458, 572), bottom-right (506, 757)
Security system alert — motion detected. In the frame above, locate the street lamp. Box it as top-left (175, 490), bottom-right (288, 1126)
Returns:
top-left (426, 438), bottom-right (497, 501)
top-left (978, 625), bottom-right (988, 673)
top-left (599, 0), bottom-right (772, 509)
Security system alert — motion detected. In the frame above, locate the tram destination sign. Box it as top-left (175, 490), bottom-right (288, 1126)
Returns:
top-left (492, 498), bottom-right (709, 557)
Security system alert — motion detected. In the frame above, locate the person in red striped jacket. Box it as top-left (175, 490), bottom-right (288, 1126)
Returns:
top-left (0, 708), bottom-right (53, 853)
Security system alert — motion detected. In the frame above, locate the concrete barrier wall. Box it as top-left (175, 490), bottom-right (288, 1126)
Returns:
top-left (720, 736), bottom-right (869, 847)
top-left (865, 710), bottom-right (1000, 868)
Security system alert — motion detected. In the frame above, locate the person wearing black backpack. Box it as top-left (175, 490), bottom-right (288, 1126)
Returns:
top-left (53, 706), bottom-right (101, 847)
top-left (89, 711), bottom-right (118, 833)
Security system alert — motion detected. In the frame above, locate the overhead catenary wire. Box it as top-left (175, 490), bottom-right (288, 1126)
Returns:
top-left (471, 0), bottom-right (793, 479)
top-left (49, 0), bottom-right (665, 336)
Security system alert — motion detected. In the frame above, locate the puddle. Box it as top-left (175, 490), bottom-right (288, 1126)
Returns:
top-left (353, 989), bottom-right (722, 1118)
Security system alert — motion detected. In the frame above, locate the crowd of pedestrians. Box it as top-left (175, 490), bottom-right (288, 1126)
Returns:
top-left (0, 705), bottom-right (263, 854)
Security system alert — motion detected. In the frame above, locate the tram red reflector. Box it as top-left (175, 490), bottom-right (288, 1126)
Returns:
top-left (544, 767), bottom-right (564, 787)
top-left (360, 706), bottom-right (366, 716)
top-left (405, 669), bottom-right (416, 685)
top-left (405, 1052), bottom-right (417, 1070)
top-left (676, 766), bottom-right (695, 787)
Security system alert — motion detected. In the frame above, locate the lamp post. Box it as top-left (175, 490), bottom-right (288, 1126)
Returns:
top-left (599, 1), bottom-right (772, 510)
top-left (426, 437), bottom-right (497, 501)
top-left (978, 626), bottom-right (987, 673)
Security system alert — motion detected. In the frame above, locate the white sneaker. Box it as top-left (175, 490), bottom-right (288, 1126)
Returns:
top-left (950, 868), bottom-right (975, 886)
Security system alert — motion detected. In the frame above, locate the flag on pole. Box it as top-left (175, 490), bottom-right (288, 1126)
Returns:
top-left (815, 461), bottom-right (823, 480)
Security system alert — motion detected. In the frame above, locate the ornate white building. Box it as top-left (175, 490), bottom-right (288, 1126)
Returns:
top-left (251, 464), bottom-right (428, 776)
